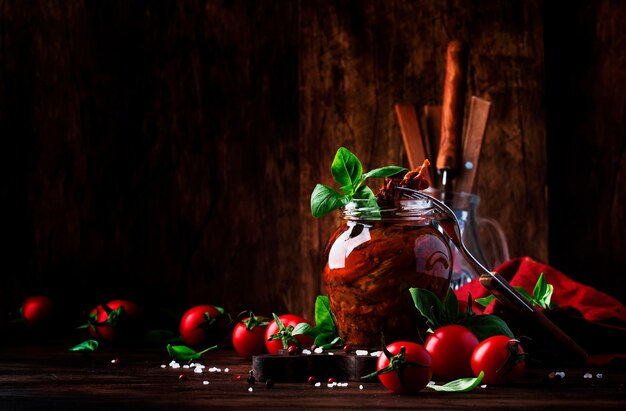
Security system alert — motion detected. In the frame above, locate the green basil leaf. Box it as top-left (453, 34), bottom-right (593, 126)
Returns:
top-left (533, 273), bottom-right (554, 308)
top-left (331, 147), bottom-right (363, 195)
top-left (69, 340), bottom-right (99, 352)
top-left (444, 289), bottom-right (459, 323)
top-left (318, 335), bottom-right (342, 349)
top-left (458, 314), bottom-right (514, 341)
top-left (354, 184), bottom-right (377, 200)
top-left (410, 288), bottom-right (446, 329)
top-left (474, 294), bottom-right (496, 307)
top-left (426, 371), bottom-right (484, 392)
top-left (292, 322), bottom-right (318, 338)
top-left (314, 296), bottom-right (337, 335)
top-left (310, 184), bottom-right (350, 218)
top-left (166, 344), bottom-right (216, 361)
top-left (364, 166), bottom-right (407, 179)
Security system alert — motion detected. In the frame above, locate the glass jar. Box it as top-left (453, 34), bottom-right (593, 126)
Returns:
top-left (323, 198), bottom-right (453, 348)
top-left (425, 189), bottom-right (510, 290)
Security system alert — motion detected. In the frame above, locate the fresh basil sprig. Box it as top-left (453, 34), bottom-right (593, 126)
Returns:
top-left (410, 287), bottom-right (514, 341)
top-left (69, 339), bottom-right (99, 352)
top-left (166, 344), bottom-right (216, 361)
top-left (292, 295), bottom-right (341, 349)
top-left (475, 272), bottom-right (558, 310)
top-left (426, 371), bottom-right (484, 392)
top-left (311, 147), bottom-right (406, 218)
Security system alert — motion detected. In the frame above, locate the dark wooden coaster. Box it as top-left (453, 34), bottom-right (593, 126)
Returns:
top-left (252, 351), bottom-right (379, 383)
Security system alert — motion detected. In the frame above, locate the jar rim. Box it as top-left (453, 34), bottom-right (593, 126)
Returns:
top-left (342, 197), bottom-right (438, 221)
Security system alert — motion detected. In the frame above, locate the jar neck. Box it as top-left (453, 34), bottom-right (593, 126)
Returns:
top-left (341, 198), bottom-right (439, 222)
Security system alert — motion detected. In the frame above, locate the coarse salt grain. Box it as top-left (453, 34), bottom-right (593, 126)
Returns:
top-left (327, 383), bottom-right (335, 388)
top-left (224, 368), bottom-right (229, 373)
top-left (355, 350), bottom-right (368, 356)
top-left (359, 385), bottom-right (364, 390)
top-left (302, 349), bottom-right (311, 355)
top-left (596, 373), bottom-right (603, 379)
top-left (160, 365), bottom-right (166, 368)
top-left (248, 387), bottom-right (253, 392)
top-left (328, 352), bottom-right (334, 356)
top-left (314, 347), bottom-right (323, 354)
top-left (584, 373), bottom-right (593, 379)
top-left (555, 371), bottom-right (565, 378)
top-left (194, 367), bottom-right (203, 374)
top-left (183, 365), bottom-right (190, 369)
top-left (172, 364), bottom-right (181, 369)
top-left (481, 384), bottom-right (487, 389)
top-left (314, 382), bottom-right (321, 387)
top-left (370, 351), bottom-right (382, 357)
top-left (203, 380), bottom-right (209, 385)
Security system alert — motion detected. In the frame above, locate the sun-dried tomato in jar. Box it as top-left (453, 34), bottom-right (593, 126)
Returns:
top-left (322, 160), bottom-right (452, 348)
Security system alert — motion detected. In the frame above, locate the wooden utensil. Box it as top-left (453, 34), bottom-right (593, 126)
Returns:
top-left (455, 96), bottom-right (491, 194)
top-left (394, 103), bottom-right (433, 183)
top-left (437, 40), bottom-right (468, 192)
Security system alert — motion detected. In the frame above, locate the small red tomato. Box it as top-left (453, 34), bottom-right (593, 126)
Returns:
top-left (88, 299), bottom-right (142, 343)
top-left (264, 314), bottom-right (314, 354)
top-left (424, 325), bottom-right (479, 381)
top-left (20, 296), bottom-right (55, 328)
top-left (232, 312), bottom-right (270, 359)
top-left (471, 335), bottom-right (526, 385)
top-left (375, 341), bottom-right (432, 394)
top-left (180, 304), bottom-right (229, 347)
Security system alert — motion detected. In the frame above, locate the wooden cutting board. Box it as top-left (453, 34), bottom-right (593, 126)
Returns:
top-left (252, 351), bottom-right (379, 383)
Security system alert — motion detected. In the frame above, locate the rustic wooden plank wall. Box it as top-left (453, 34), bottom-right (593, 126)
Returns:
top-left (0, 0), bottom-right (624, 323)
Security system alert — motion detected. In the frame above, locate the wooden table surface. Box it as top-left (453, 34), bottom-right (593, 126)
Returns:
top-left (1, 340), bottom-right (625, 410)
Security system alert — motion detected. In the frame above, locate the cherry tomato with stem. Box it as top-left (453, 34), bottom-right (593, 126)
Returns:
top-left (180, 304), bottom-right (231, 347)
top-left (264, 314), bottom-right (313, 354)
top-left (232, 311), bottom-right (270, 359)
top-left (87, 299), bottom-right (142, 343)
top-left (424, 324), bottom-right (479, 381)
top-left (471, 335), bottom-right (526, 385)
top-left (364, 340), bottom-right (432, 394)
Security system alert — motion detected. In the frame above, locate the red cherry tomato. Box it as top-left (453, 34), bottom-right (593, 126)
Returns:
top-left (424, 324), bottom-right (479, 381)
top-left (264, 314), bottom-right (313, 354)
top-left (180, 304), bottom-right (229, 347)
top-left (232, 313), bottom-right (270, 359)
top-left (20, 296), bottom-right (55, 328)
top-left (88, 299), bottom-right (141, 343)
top-left (375, 341), bottom-right (432, 394)
top-left (471, 335), bottom-right (526, 385)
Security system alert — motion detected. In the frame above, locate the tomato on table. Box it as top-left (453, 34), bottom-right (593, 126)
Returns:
top-left (88, 299), bottom-right (142, 343)
top-left (180, 304), bottom-right (230, 347)
top-left (20, 296), bottom-right (55, 329)
top-left (264, 314), bottom-right (313, 354)
top-left (471, 335), bottom-right (526, 384)
top-left (369, 341), bottom-right (432, 394)
top-left (424, 324), bottom-right (479, 380)
top-left (232, 311), bottom-right (270, 359)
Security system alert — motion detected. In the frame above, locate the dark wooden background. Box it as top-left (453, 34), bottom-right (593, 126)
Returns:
top-left (0, 0), bottom-right (624, 322)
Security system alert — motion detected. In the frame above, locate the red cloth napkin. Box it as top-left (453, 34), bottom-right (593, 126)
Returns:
top-left (455, 257), bottom-right (626, 362)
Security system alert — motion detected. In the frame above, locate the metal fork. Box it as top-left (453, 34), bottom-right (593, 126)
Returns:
top-left (397, 187), bottom-right (534, 313)
top-left (397, 187), bottom-right (588, 361)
